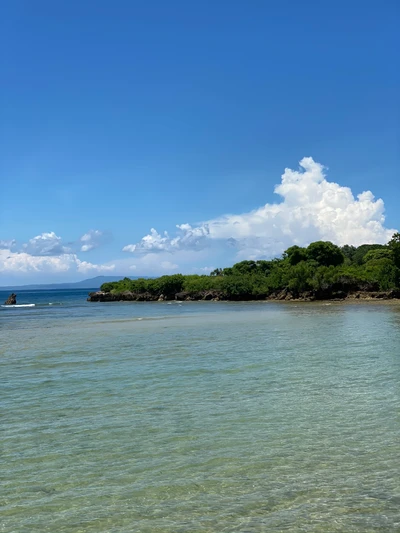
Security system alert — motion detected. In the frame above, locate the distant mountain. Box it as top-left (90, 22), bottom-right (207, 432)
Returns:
top-left (0, 276), bottom-right (135, 291)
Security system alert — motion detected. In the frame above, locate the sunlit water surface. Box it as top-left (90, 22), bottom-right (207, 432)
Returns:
top-left (1, 290), bottom-right (399, 532)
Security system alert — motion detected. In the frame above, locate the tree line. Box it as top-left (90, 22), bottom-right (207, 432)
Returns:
top-left (100, 233), bottom-right (400, 300)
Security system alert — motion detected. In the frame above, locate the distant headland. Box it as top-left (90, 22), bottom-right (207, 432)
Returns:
top-left (88, 236), bottom-right (400, 303)
top-left (0, 276), bottom-right (132, 291)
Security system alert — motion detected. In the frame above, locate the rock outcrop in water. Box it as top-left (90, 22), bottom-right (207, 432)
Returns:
top-left (4, 293), bottom-right (17, 305)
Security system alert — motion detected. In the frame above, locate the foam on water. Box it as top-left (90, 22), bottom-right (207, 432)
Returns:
top-left (1, 303), bottom-right (36, 308)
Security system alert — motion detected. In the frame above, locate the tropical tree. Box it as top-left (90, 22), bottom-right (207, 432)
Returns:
top-left (363, 248), bottom-right (392, 263)
top-left (388, 233), bottom-right (400, 268)
top-left (352, 244), bottom-right (385, 265)
top-left (231, 260), bottom-right (258, 275)
top-left (306, 241), bottom-right (344, 267)
top-left (341, 244), bottom-right (357, 264)
top-left (283, 245), bottom-right (308, 266)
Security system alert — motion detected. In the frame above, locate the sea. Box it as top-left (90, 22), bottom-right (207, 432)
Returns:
top-left (1, 289), bottom-right (399, 532)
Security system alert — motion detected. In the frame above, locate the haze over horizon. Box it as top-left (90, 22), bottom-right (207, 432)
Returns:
top-left (1, 1), bottom-right (399, 285)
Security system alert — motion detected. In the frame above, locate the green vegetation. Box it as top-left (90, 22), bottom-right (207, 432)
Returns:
top-left (99, 235), bottom-right (400, 301)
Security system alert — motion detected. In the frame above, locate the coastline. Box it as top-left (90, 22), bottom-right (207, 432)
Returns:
top-left (88, 289), bottom-right (400, 303)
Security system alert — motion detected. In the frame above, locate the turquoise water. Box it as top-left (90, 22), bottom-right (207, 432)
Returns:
top-left (1, 291), bottom-right (400, 532)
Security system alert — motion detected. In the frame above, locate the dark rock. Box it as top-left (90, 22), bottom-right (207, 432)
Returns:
top-left (203, 290), bottom-right (225, 300)
top-left (175, 292), bottom-right (188, 300)
top-left (4, 293), bottom-right (17, 305)
top-left (202, 291), bottom-right (214, 301)
top-left (300, 291), bottom-right (315, 301)
top-left (121, 291), bottom-right (135, 301)
top-left (389, 289), bottom-right (400, 299)
top-left (275, 289), bottom-right (288, 300)
top-left (87, 291), bottom-right (118, 302)
top-left (331, 291), bottom-right (347, 300)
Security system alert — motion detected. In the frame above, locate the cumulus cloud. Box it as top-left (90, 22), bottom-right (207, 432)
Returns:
top-left (22, 232), bottom-right (71, 256)
top-left (122, 225), bottom-right (210, 253)
top-left (0, 229), bottom-right (117, 279)
top-left (0, 249), bottom-right (65, 273)
top-left (122, 228), bottom-right (169, 253)
top-left (75, 258), bottom-right (115, 274)
top-left (0, 239), bottom-right (16, 250)
top-left (80, 229), bottom-right (109, 252)
top-left (0, 246), bottom-right (115, 276)
top-left (123, 157), bottom-right (396, 259)
top-left (0, 229), bottom-right (120, 283)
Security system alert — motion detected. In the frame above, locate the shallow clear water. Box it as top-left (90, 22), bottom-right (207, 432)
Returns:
top-left (1, 290), bottom-right (400, 532)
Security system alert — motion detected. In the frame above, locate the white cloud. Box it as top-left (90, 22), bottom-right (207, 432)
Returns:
top-left (122, 228), bottom-right (169, 253)
top-left (123, 157), bottom-right (396, 259)
top-left (122, 225), bottom-right (210, 253)
top-left (160, 260), bottom-right (179, 271)
top-left (0, 249), bottom-right (73, 273)
top-left (80, 229), bottom-right (109, 252)
top-left (22, 232), bottom-right (71, 256)
top-left (0, 230), bottom-right (116, 281)
top-left (0, 239), bottom-right (16, 250)
top-left (0, 248), bottom-right (115, 276)
top-left (76, 259), bottom-right (115, 274)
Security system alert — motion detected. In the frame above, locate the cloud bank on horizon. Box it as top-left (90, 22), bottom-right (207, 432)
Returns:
top-left (0, 230), bottom-right (115, 280)
top-left (0, 158), bottom-right (397, 282)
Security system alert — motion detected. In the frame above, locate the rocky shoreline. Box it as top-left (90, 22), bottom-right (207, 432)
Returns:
top-left (88, 288), bottom-right (400, 303)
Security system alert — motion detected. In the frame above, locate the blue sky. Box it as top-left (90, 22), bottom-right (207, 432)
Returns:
top-left (1, 0), bottom-right (399, 284)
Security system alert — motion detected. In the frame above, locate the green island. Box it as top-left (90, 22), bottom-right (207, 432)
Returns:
top-left (88, 233), bottom-right (400, 302)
